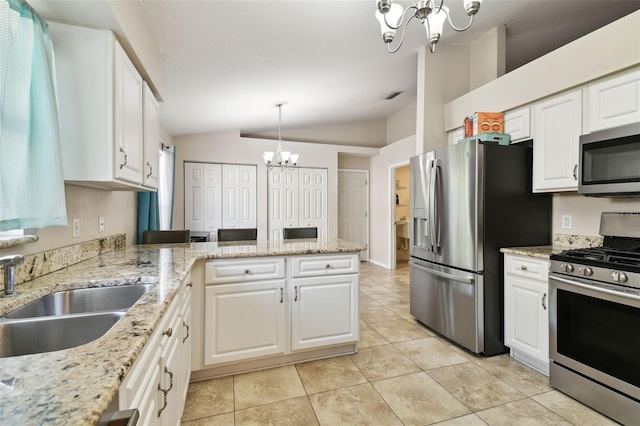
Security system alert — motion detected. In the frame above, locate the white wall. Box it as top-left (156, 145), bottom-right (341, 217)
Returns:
top-left (369, 135), bottom-right (416, 268)
top-left (173, 130), bottom-right (378, 240)
top-left (552, 193), bottom-right (640, 237)
top-left (387, 102), bottom-right (417, 145)
top-left (338, 154), bottom-right (370, 170)
top-left (470, 27), bottom-right (506, 90)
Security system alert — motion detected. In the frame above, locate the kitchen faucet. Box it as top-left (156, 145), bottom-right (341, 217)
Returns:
top-left (1, 254), bottom-right (25, 297)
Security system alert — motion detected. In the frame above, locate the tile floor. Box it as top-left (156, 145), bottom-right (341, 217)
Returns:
top-left (181, 261), bottom-right (618, 425)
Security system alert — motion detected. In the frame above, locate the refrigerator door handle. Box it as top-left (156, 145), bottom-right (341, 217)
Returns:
top-left (409, 261), bottom-right (475, 284)
top-left (434, 161), bottom-right (442, 253)
top-left (428, 160), bottom-right (436, 252)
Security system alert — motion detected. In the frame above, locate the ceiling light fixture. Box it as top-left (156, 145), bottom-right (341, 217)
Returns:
top-left (263, 102), bottom-right (298, 171)
top-left (375, 0), bottom-right (482, 53)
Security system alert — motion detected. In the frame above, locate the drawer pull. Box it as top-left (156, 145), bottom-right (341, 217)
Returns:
top-left (325, 264), bottom-right (331, 269)
top-left (294, 285), bottom-right (298, 302)
top-left (187, 281), bottom-right (193, 288)
top-left (183, 321), bottom-right (190, 343)
top-left (163, 328), bottom-right (173, 337)
top-left (146, 161), bottom-right (153, 178)
top-left (520, 265), bottom-right (527, 271)
top-left (244, 269), bottom-right (250, 274)
top-left (157, 385), bottom-right (167, 417)
top-left (280, 287), bottom-right (284, 303)
top-left (542, 293), bottom-right (547, 310)
top-left (119, 147), bottom-right (127, 169)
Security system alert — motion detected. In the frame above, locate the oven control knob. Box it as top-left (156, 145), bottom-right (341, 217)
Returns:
top-left (561, 263), bottom-right (574, 273)
top-left (612, 271), bottom-right (628, 283)
top-left (578, 266), bottom-right (593, 276)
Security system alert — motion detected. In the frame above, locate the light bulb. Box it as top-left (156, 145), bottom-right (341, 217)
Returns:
top-left (289, 154), bottom-right (298, 164)
top-left (375, 3), bottom-right (403, 42)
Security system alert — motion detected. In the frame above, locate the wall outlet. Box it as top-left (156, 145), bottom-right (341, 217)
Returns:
top-left (99, 216), bottom-right (105, 233)
top-left (561, 215), bottom-right (573, 230)
top-left (72, 218), bottom-right (80, 238)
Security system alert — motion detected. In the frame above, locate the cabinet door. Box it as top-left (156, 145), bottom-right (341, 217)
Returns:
top-left (142, 82), bottom-right (160, 189)
top-left (158, 313), bottom-right (182, 426)
top-left (204, 280), bottom-right (286, 365)
top-left (291, 274), bottom-right (358, 352)
top-left (114, 42), bottom-right (144, 184)
top-left (180, 289), bottom-right (192, 415)
top-left (504, 275), bottom-right (549, 364)
top-left (448, 127), bottom-right (464, 145)
top-left (268, 169), bottom-right (298, 239)
top-left (588, 68), bottom-right (640, 132)
top-left (533, 90), bottom-right (582, 192)
top-left (504, 107), bottom-right (531, 143)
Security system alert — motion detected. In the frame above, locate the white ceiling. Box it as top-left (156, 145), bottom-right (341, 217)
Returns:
top-left (46, 1), bottom-right (640, 140)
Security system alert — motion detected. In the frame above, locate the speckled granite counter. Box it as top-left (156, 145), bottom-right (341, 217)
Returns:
top-left (500, 234), bottom-right (604, 260)
top-left (0, 238), bottom-right (364, 426)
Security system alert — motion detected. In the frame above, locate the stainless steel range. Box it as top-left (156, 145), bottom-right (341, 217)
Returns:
top-left (549, 212), bottom-right (640, 425)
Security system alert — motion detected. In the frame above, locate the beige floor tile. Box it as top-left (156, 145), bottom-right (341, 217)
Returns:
top-left (369, 319), bottom-right (432, 343)
top-left (476, 398), bottom-right (571, 425)
top-left (397, 290), bottom-right (410, 299)
top-left (360, 305), bottom-right (403, 323)
top-left (359, 277), bottom-right (376, 285)
top-left (350, 343), bottom-right (421, 381)
top-left (385, 302), bottom-right (414, 320)
top-left (380, 282), bottom-right (411, 292)
top-left (295, 355), bottom-right (367, 394)
top-left (234, 365), bottom-right (306, 410)
top-left (234, 396), bottom-right (318, 426)
top-left (432, 414), bottom-right (488, 425)
top-left (532, 390), bottom-right (619, 425)
top-left (428, 363), bottom-right (525, 412)
top-left (359, 293), bottom-right (382, 307)
top-left (181, 412), bottom-right (235, 426)
top-left (395, 337), bottom-right (470, 370)
top-left (309, 383), bottom-right (402, 426)
top-left (373, 372), bottom-right (470, 425)
top-left (182, 377), bottom-right (234, 422)
top-left (360, 284), bottom-right (393, 295)
top-left (359, 324), bottom-right (390, 348)
top-left (369, 291), bottom-right (410, 305)
top-left (475, 354), bottom-right (551, 396)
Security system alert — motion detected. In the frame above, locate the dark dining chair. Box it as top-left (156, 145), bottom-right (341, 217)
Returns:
top-left (142, 230), bottom-right (191, 244)
top-left (217, 228), bottom-right (258, 242)
top-left (283, 227), bottom-right (318, 239)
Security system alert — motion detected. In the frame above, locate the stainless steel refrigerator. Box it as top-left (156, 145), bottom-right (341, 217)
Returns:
top-left (409, 139), bottom-right (551, 355)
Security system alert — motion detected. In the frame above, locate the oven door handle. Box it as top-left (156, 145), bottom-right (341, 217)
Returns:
top-left (551, 275), bottom-right (640, 302)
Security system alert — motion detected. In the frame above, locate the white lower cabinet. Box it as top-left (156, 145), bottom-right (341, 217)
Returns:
top-left (291, 274), bottom-right (358, 351)
top-left (119, 278), bottom-right (192, 425)
top-left (203, 280), bottom-right (286, 365)
top-left (504, 254), bottom-right (550, 375)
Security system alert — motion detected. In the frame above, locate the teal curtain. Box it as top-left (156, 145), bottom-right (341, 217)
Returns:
top-left (0, 0), bottom-right (67, 231)
top-left (137, 192), bottom-right (159, 244)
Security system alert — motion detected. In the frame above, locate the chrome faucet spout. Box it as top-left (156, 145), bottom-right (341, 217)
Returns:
top-left (1, 255), bottom-right (25, 297)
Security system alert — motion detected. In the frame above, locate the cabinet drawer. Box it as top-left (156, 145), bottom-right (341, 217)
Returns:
top-left (505, 255), bottom-right (549, 281)
top-left (205, 258), bottom-right (285, 284)
top-left (291, 254), bottom-right (359, 278)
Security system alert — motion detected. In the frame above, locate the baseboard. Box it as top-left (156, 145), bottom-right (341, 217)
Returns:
top-left (368, 259), bottom-right (390, 269)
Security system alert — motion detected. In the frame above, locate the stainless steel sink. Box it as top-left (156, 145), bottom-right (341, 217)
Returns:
top-left (0, 312), bottom-right (125, 358)
top-left (5, 284), bottom-right (153, 319)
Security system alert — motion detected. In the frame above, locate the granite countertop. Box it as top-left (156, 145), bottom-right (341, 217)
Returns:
top-left (0, 238), bottom-right (364, 426)
top-left (500, 234), bottom-right (604, 260)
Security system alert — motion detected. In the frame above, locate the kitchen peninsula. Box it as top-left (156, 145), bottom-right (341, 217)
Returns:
top-left (0, 238), bottom-right (364, 425)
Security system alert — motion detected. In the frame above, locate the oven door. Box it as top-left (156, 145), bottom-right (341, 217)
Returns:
top-left (549, 273), bottom-right (640, 401)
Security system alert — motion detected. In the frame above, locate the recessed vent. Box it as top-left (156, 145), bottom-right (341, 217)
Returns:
top-left (385, 91), bottom-right (403, 100)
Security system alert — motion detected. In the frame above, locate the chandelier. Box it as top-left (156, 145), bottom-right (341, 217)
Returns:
top-left (263, 102), bottom-right (298, 171)
top-left (375, 0), bottom-right (482, 53)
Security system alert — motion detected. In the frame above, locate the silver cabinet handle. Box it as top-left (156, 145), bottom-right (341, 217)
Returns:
top-left (521, 265), bottom-right (527, 271)
top-left (146, 161), bottom-right (153, 178)
top-left (119, 147), bottom-right (128, 169)
top-left (157, 367), bottom-right (174, 416)
top-left (294, 285), bottom-right (298, 302)
top-left (183, 321), bottom-right (190, 343)
top-left (541, 293), bottom-right (547, 310)
top-left (280, 287), bottom-right (283, 304)
top-left (573, 164), bottom-right (578, 180)
top-left (163, 328), bottom-right (172, 337)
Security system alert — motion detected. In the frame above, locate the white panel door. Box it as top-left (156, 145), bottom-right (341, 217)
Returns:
top-left (338, 170), bottom-right (369, 261)
top-left (283, 169), bottom-right (298, 228)
top-left (588, 68), bottom-right (640, 132)
top-left (114, 42), bottom-right (143, 184)
top-left (298, 168), bottom-right (313, 227)
top-left (533, 89), bottom-right (582, 192)
top-left (203, 164), bottom-right (222, 233)
top-left (184, 162), bottom-right (204, 232)
top-left (313, 169), bottom-right (328, 238)
top-left (222, 164), bottom-right (240, 228)
top-left (203, 281), bottom-right (286, 365)
top-left (268, 169), bottom-right (298, 239)
top-left (142, 82), bottom-right (160, 189)
top-left (291, 275), bottom-right (358, 351)
top-left (239, 165), bottom-right (257, 228)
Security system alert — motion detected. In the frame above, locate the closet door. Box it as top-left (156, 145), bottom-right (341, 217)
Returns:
top-left (184, 162), bottom-right (204, 232)
top-left (238, 165), bottom-right (257, 228)
top-left (203, 164), bottom-right (222, 233)
top-left (222, 164), bottom-right (256, 229)
top-left (268, 169), bottom-right (298, 239)
top-left (299, 168), bottom-right (328, 238)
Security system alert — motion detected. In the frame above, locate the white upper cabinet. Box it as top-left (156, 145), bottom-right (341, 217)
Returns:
top-left (504, 107), bottom-right (531, 143)
top-left (142, 82), bottom-right (160, 189)
top-left (587, 68), bottom-right (640, 133)
top-left (533, 89), bottom-right (582, 192)
top-left (447, 127), bottom-right (464, 145)
top-left (49, 22), bottom-right (155, 191)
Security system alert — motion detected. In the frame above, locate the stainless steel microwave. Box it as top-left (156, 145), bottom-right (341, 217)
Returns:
top-left (578, 122), bottom-right (640, 197)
